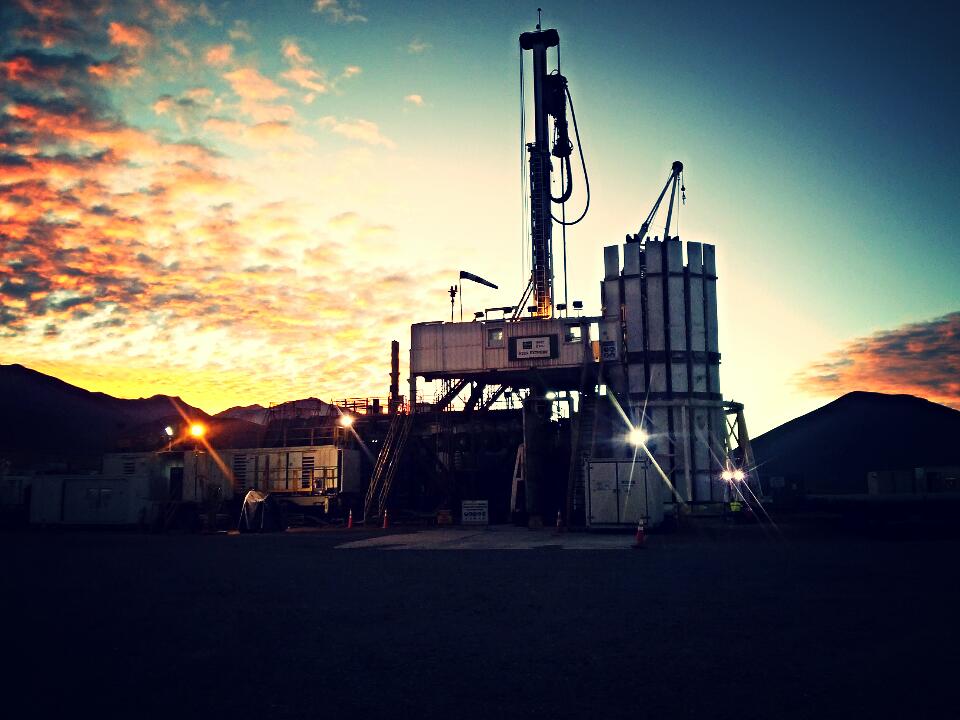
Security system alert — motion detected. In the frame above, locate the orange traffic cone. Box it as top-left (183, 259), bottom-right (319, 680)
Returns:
top-left (382, 509), bottom-right (389, 530)
top-left (633, 521), bottom-right (646, 549)
top-left (347, 509), bottom-right (353, 529)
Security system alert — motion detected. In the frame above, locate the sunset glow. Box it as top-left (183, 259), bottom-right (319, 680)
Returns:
top-left (2, 1), bottom-right (957, 432)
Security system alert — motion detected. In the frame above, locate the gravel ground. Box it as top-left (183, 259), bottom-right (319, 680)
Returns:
top-left (5, 522), bottom-right (959, 719)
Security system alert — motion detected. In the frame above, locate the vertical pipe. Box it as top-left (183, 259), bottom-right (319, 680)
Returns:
top-left (389, 340), bottom-right (400, 415)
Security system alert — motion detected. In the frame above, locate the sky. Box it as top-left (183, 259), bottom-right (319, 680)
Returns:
top-left (1, 0), bottom-right (958, 433)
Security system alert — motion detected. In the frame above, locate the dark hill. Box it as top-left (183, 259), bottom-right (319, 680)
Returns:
top-left (0, 364), bottom-right (261, 472)
top-left (215, 403), bottom-right (268, 424)
top-left (751, 391), bottom-right (960, 494)
top-left (215, 398), bottom-right (333, 425)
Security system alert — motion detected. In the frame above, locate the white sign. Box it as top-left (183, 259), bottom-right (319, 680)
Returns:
top-left (515, 336), bottom-right (551, 359)
top-left (461, 500), bottom-right (489, 525)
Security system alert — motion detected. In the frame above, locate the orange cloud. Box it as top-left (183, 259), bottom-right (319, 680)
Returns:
top-left (0, 1), bottom-right (446, 413)
top-left (107, 21), bottom-right (152, 49)
top-left (282, 39), bottom-right (311, 65)
top-left (205, 44), bottom-right (233, 66)
top-left (223, 67), bottom-right (287, 101)
top-left (282, 66), bottom-right (329, 94)
top-left (203, 118), bottom-right (315, 149)
top-left (796, 312), bottom-right (960, 410)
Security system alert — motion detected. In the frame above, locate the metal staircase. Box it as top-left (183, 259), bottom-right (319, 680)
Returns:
top-left (363, 412), bottom-right (413, 522)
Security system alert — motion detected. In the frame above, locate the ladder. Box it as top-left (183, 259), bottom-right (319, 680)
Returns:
top-left (363, 412), bottom-right (413, 522)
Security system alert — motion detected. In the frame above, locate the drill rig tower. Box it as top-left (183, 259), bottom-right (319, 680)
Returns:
top-left (408, 22), bottom-right (754, 528)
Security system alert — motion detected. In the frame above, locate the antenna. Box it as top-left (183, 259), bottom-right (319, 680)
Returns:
top-left (536, 7), bottom-right (542, 30)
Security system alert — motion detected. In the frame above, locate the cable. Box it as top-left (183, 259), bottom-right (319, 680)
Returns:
top-left (561, 168), bottom-right (569, 310)
top-left (551, 85), bottom-right (590, 225)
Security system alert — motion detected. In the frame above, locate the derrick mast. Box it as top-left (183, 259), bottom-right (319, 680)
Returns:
top-left (520, 27), bottom-right (560, 318)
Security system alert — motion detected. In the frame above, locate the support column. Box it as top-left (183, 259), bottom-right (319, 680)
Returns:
top-left (522, 393), bottom-right (550, 527)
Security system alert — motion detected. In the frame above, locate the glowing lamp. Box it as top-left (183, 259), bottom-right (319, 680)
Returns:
top-left (164, 426), bottom-right (174, 437)
top-left (733, 469), bottom-right (746, 482)
top-left (189, 423), bottom-right (206, 438)
top-left (545, 391), bottom-right (557, 400)
top-left (721, 470), bottom-right (734, 481)
top-left (339, 414), bottom-right (354, 428)
top-left (628, 428), bottom-right (649, 446)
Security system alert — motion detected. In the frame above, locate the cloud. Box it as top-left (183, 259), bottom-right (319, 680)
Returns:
top-left (795, 312), bottom-right (960, 409)
top-left (0, 0), bottom-right (446, 413)
top-left (228, 20), bottom-right (252, 42)
top-left (314, 0), bottom-right (367, 24)
top-left (107, 22), bottom-right (152, 49)
top-left (155, 0), bottom-right (190, 25)
top-left (151, 89), bottom-right (212, 132)
top-left (328, 211), bottom-right (360, 229)
top-left (282, 66), bottom-right (329, 94)
top-left (281, 39), bottom-right (311, 65)
top-left (204, 43), bottom-right (233, 66)
top-left (280, 39), bottom-right (348, 98)
top-left (318, 116), bottom-right (395, 148)
top-left (277, 39), bottom-right (360, 100)
top-left (404, 94), bottom-right (424, 106)
top-left (204, 118), bottom-right (316, 149)
top-left (407, 38), bottom-right (429, 54)
top-left (223, 67), bottom-right (287, 101)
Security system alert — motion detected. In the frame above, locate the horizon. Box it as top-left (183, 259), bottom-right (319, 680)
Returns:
top-left (4, 359), bottom-right (956, 439)
top-left (2, 1), bottom-right (958, 434)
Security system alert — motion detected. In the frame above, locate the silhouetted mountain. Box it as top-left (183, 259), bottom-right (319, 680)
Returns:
top-left (752, 391), bottom-right (960, 494)
top-left (0, 364), bottom-right (260, 472)
top-left (214, 398), bottom-right (334, 425)
top-left (215, 404), bottom-right (269, 425)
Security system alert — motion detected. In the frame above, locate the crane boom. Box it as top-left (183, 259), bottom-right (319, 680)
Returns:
top-left (635, 160), bottom-right (684, 241)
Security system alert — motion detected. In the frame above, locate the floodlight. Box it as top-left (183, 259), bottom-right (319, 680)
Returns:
top-left (339, 414), bottom-right (354, 428)
top-left (189, 423), bottom-right (206, 438)
top-left (733, 469), bottom-right (746, 482)
top-left (721, 470), bottom-right (734, 481)
top-left (164, 426), bottom-right (174, 437)
top-left (628, 427), bottom-right (649, 446)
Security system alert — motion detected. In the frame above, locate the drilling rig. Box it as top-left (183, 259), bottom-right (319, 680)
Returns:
top-left (406, 20), bottom-right (755, 528)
